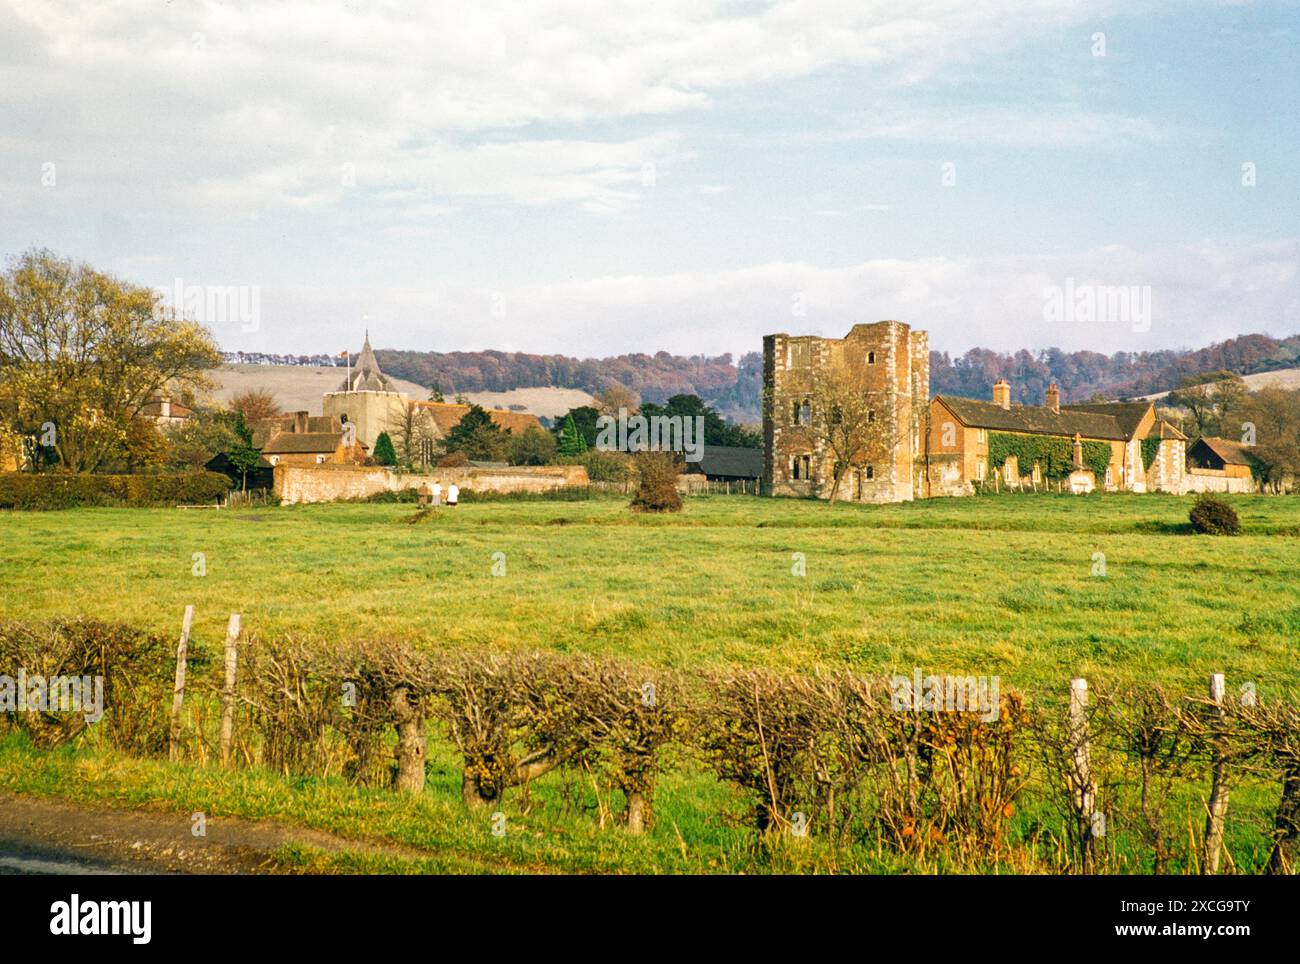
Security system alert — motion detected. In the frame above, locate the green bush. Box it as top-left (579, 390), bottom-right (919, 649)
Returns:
top-left (372, 431), bottom-right (398, 466)
top-left (0, 471), bottom-right (230, 509)
top-left (562, 449), bottom-right (634, 484)
top-left (1189, 494), bottom-right (1240, 536)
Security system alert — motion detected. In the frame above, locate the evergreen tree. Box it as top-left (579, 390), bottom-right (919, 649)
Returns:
top-left (373, 431), bottom-right (398, 466)
top-left (444, 404), bottom-right (510, 462)
top-left (226, 412), bottom-right (262, 491)
top-left (556, 413), bottom-right (588, 456)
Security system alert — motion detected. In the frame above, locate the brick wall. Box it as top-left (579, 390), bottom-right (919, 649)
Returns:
top-left (274, 463), bottom-right (590, 505)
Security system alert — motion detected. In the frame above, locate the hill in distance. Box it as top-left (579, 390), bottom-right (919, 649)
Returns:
top-left (207, 364), bottom-right (593, 419)
top-left (213, 331), bottom-right (1300, 426)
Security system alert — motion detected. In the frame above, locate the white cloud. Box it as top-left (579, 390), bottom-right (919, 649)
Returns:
top-left (1, 0), bottom-right (1185, 216)
top-left (222, 241), bottom-right (1299, 358)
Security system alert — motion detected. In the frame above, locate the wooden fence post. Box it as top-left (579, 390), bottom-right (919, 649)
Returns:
top-left (219, 613), bottom-right (241, 769)
top-left (168, 605), bottom-right (193, 763)
top-left (1070, 677), bottom-right (1098, 871)
top-left (1204, 672), bottom-right (1231, 874)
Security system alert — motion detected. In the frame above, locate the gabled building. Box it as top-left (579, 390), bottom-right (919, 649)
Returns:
top-left (138, 396), bottom-right (195, 428)
top-left (1185, 436), bottom-right (1257, 493)
top-left (683, 445), bottom-right (763, 483)
top-left (927, 380), bottom-right (1187, 495)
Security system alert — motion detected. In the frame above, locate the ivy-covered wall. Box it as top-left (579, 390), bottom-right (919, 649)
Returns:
top-left (986, 431), bottom-right (1112, 480)
top-left (1140, 436), bottom-right (1162, 472)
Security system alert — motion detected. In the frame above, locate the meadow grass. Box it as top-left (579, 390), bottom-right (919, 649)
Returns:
top-left (1, 491), bottom-right (1297, 695)
top-left (1, 491), bottom-right (1296, 873)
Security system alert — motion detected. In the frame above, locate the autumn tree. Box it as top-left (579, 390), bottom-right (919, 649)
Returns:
top-left (1239, 386), bottom-right (1300, 489)
top-left (1167, 371), bottom-right (1247, 438)
top-left (229, 388), bottom-right (282, 423)
top-left (593, 384), bottom-right (639, 417)
top-left (0, 249), bottom-right (222, 472)
top-left (386, 405), bottom-right (437, 469)
top-left (808, 359), bottom-right (892, 503)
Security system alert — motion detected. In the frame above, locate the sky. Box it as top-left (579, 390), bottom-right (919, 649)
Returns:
top-left (2, 0), bottom-right (1297, 361)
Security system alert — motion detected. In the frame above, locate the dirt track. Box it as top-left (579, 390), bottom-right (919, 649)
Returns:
top-left (0, 791), bottom-right (407, 874)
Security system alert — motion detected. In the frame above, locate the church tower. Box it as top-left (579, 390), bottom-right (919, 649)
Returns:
top-left (322, 332), bottom-right (409, 453)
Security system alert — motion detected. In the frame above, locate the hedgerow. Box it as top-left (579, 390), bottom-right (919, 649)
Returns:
top-left (0, 471), bottom-right (230, 509)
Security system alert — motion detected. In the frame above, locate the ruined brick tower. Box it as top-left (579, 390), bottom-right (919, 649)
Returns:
top-left (763, 321), bottom-right (929, 503)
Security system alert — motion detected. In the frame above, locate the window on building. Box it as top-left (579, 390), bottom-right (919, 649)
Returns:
top-left (1105, 466), bottom-right (1114, 486)
top-left (975, 461), bottom-right (986, 481)
top-left (791, 454), bottom-right (812, 480)
top-left (977, 428), bottom-right (986, 444)
top-left (867, 351), bottom-right (876, 365)
top-left (865, 465), bottom-right (874, 480)
top-left (316, 455), bottom-right (327, 464)
top-left (792, 399), bottom-right (810, 425)
top-left (867, 409), bottom-right (876, 422)
top-left (830, 404), bottom-right (842, 425)
top-left (269, 455), bottom-right (279, 466)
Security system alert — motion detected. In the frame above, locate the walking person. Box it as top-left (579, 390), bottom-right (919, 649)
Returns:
top-left (447, 482), bottom-right (459, 507)
top-left (431, 480), bottom-right (442, 507)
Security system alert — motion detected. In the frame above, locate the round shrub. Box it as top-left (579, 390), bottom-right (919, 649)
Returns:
top-left (629, 452), bottom-right (682, 513)
top-left (438, 451), bottom-right (470, 467)
top-left (1189, 494), bottom-right (1240, 536)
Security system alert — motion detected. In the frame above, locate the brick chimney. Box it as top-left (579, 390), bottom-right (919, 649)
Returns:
top-left (294, 410), bottom-right (309, 434)
top-left (992, 379), bottom-right (1011, 410)
top-left (1045, 381), bottom-right (1060, 414)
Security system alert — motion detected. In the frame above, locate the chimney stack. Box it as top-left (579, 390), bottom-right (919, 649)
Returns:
top-left (992, 379), bottom-right (1011, 410)
top-left (294, 410), bottom-right (309, 434)
top-left (1045, 381), bottom-right (1060, 414)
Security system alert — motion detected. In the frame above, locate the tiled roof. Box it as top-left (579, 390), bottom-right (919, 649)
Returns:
top-left (935, 396), bottom-right (1150, 441)
top-left (687, 445), bottom-right (763, 478)
top-left (261, 431), bottom-right (343, 454)
top-left (1154, 420), bottom-right (1188, 441)
top-left (410, 401), bottom-right (543, 436)
top-left (249, 414), bottom-right (341, 448)
top-left (1194, 436), bottom-right (1253, 465)
top-left (138, 398), bottom-right (195, 418)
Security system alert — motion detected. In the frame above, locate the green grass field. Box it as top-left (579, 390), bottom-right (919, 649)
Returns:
top-left (1, 491), bottom-right (1297, 874)
top-left (2, 492), bottom-right (1297, 694)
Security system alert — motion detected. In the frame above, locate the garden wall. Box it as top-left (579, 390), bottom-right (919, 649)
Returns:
top-left (274, 463), bottom-right (589, 505)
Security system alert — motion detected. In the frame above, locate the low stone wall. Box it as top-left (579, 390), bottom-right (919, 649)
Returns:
top-left (274, 463), bottom-right (589, 505)
top-left (1180, 468), bottom-right (1255, 495)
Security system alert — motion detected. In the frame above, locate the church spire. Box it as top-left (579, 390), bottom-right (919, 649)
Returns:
top-left (337, 330), bottom-right (391, 392)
